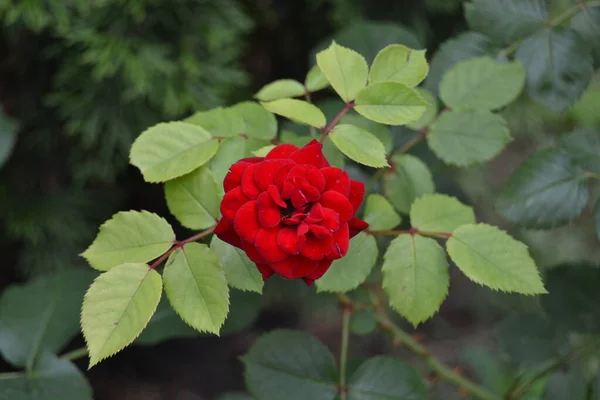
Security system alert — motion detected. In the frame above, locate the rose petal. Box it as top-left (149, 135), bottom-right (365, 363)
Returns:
top-left (266, 144), bottom-right (299, 160)
top-left (255, 159), bottom-right (294, 191)
top-left (348, 180), bottom-right (365, 213)
top-left (240, 240), bottom-right (266, 263)
top-left (305, 203), bottom-right (324, 224)
top-left (267, 185), bottom-right (287, 208)
top-left (319, 190), bottom-right (354, 223)
top-left (349, 217), bottom-right (369, 238)
top-left (285, 165), bottom-right (326, 193)
top-left (270, 255), bottom-right (318, 279)
top-left (241, 163), bottom-right (261, 199)
top-left (320, 207), bottom-right (341, 232)
top-left (233, 201), bottom-right (260, 243)
top-left (303, 260), bottom-right (334, 284)
top-left (277, 227), bottom-right (299, 255)
top-left (220, 187), bottom-right (249, 220)
top-left (214, 218), bottom-right (241, 248)
top-left (257, 192), bottom-right (281, 228)
top-left (297, 222), bottom-right (309, 251)
top-left (290, 140), bottom-right (329, 168)
top-left (256, 264), bottom-right (275, 280)
top-left (224, 161), bottom-right (251, 193)
top-left (274, 163), bottom-right (296, 189)
top-left (301, 235), bottom-right (334, 260)
top-left (290, 188), bottom-right (309, 209)
top-left (300, 183), bottom-right (321, 202)
top-left (329, 223), bottom-right (349, 259)
top-left (321, 167), bottom-right (350, 197)
top-left (309, 224), bottom-right (331, 239)
top-left (256, 228), bottom-right (288, 262)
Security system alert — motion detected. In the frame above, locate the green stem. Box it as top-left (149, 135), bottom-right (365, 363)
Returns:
top-left (60, 347), bottom-right (88, 361)
top-left (149, 226), bottom-right (215, 270)
top-left (339, 305), bottom-right (352, 400)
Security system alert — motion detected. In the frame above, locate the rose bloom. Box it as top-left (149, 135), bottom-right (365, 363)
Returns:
top-left (214, 139), bottom-right (369, 285)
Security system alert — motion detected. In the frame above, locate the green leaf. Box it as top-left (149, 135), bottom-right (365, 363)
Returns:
top-left (322, 136), bottom-right (345, 169)
top-left (209, 136), bottom-right (249, 185)
top-left (0, 108), bottom-right (19, 169)
top-left (340, 114), bottom-right (392, 154)
top-left (0, 269), bottom-right (96, 368)
top-left (329, 124), bottom-right (389, 168)
top-left (383, 155), bottom-right (435, 214)
top-left (316, 232), bottom-right (378, 293)
top-left (221, 289), bottom-right (262, 335)
top-left (242, 330), bottom-right (338, 400)
top-left (568, 83), bottom-right (600, 128)
top-left (496, 148), bottom-right (589, 229)
top-left (0, 352), bottom-right (92, 400)
top-left (382, 235), bottom-right (449, 326)
top-left (369, 45), bottom-right (429, 87)
top-left (558, 128), bottom-right (600, 173)
top-left (595, 200), bottom-right (600, 242)
top-left (163, 243), bottom-right (229, 334)
top-left (405, 88), bottom-right (438, 130)
top-left (542, 264), bottom-right (600, 333)
top-left (316, 41), bottom-right (368, 102)
top-left (255, 79), bottom-right (306, 102)
top-left (350, 309), bottom-right (377, 336)
top-left (465, 0), bottom-right (547, 45)
top-left (184, 107), bottom-right (244, 137)
top-left (545, 369), bottom-right (589, 400)
top-left (461, 347), bottom-right (512, 395)
top-left (130, 122), bottom-right (219, 182)
top-left (354, 82), bottom-right (428, 125)
top-left (81, 263), bottom-right (162, 367)
top-left (516, 28), bottom-right (593, 111)
top-left (82, 210), bottom-right (175, 271)
top-left (211, 236), bottom-right (263, 293)
top-left (364, 194), bottom-right (402, 230)
top-left (410, 194), bottom-right (476, 233)
top-left (440, 57), bottom-right (525, 110)
top-left (252, 145), bottom-right (276, 157)
top-left (134, 298), bottom-right (197, 346)
top-left (571, 8), bottom-right (600, 65)
top-left (280, 130), bottom-right (312, 147)
top-left (428, 110), bottom-right (511, 166)
top-left (230, 101), bottom-right (278, 140)
top-left (305, 64), bottom-right (330, 92)
top-left (164, 166), bottom-right (220, 230)
top-left (426, 32), bottom-right (498, 94)
top-left (446, 223), bottom-right (546, 294)
top-left (261, 99), bottom-right (326, 128)
top-left (347, 356), bottom-right (427, 400)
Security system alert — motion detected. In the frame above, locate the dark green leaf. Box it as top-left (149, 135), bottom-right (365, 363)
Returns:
top-left (217, 393), bottom-right (253, 400)
top-left (568, 83), bottom-right (600, 128)
top-left (221, 289), bottom-right (262, 335)
top-left (558, 128), bottom-right (600, 173)
top-left (571, 8), bottom-right (600, 66)
top-left (496, 148), bottom-right (589, 228)
top-left (0, 108), bottom-right (19, 169)
top-left (545, 369), bottom-right (588, 400)
top-left (595, 199), bottom-right (600, 241)
top-left (383, 155), bottom-right (435, 214)
top-left (134, 298), bottom-right (198, 346)
top-left (350, 309), bottom-right (377, 336)
top-left (516, 28), bottom-right (593, 111)
top-left (461, 347), bottom-right (512, 395)
top-left (243, 330), bottom-right (338, 400)
top-left (347, 356), bottom-right (427, 400)
top-left (542, 265), bottom-right (600, 333)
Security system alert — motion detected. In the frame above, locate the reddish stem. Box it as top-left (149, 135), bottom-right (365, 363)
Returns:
top-left (320, 102), bottom-right (355, 143)
top-left (149, 227), bottom-right (215, 270)
top-left (368, 229), bottom-right (452, 238)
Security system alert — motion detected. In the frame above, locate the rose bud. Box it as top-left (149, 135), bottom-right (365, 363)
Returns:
top-left (214, 139), bottom-right (369, 285)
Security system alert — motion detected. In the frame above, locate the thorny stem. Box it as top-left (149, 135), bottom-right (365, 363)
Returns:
top-left (339, 304), bottom-right (352, 400)
top-left (320, 102), bottom-right (355, 143)
top-left (149, 227), bottom-right (215, 270)
top-left (368, 229), bottom-right (452, 239)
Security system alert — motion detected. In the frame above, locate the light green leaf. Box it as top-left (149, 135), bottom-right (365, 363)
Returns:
top-left (242, 330), bottom-right (338, 400)
top-left (164, 166), bottom-right (220, 230)
top-left (410, 194), bottom-right (476, 233)
top-left (316, 41), bottom-right (368, 102)
top-left (322, 136), bottom-right (345, 169)
top-left (558, 128), bottom-right (600, 173)
top-left (347, 356), bottom-right (427, 400)
top-left (340, 114), bottom-right (392, 154)
top-left (316, 232), bottom-right (378, 293)
top-left (382, 235), bottom-right (449, 326)
top-left (516, 28), bottom-right (593, 111)
top-left (571, 8), bottom-right (600, 65)
top-left (163, 243), bottom-right (229, 334)
top-left (230, 101), bottom-right (278, 140)
top-left (82, 210), bottom-right (175, 271)
top-left (134, 298), bottom-right (197, 346)
top-left (446, 224), bottom-right (546, 294)
top-left (0, 352), bottom-right (92, 400)
top-left (428, 110), bottom-right (511, 166)
top-left (184, 107), bottom-right (244, 137)
top-left (0, 269), bottom-right (96, 369)
top-left (464, 0), bottom-right (547, 45)
top-left (211, 236), bottom-right (263, 293)
top-left (496, 148), bottom-right (589, 229)
top-left (329, 124), bottom-right (389, 168)
top-left (255, 79), bottom-right (306, 102)
top-left (209, 136), bottom-right (248, 186)
top-left (280, 130), bottom-right (312, 147)
top-left (440, 57), bottom-right (525, 110)
top-left (82, 263), bottom-right (162, 368)
top-left (252, 145), bottom-right (276, 157)
top-left (0, 108), bottom-right (19, 169)
top-left (261, 99), bottom-right (326, 128)
top-left (364, 194), bottom-right (402, 230)
top-left (305, 64), bottom-right (330, 92)
top-left (383, 155), bottom-right (435, 214)
top-left (369, 44), bottom-right (428, 87)
top-left (130, 122), bottom-right (219, 182)
top-left (354, 82), bottom-right (428, 125)
top-left (405, 88), bottom-right (438, 130)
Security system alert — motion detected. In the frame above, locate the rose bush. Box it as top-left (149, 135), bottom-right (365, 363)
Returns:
top-left (214, 139), bottom-right (369, 285)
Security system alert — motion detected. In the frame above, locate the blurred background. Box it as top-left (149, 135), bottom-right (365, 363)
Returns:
top-left (1, 0), bottom-right (599, 399)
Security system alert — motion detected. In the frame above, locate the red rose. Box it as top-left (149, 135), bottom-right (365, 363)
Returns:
top-left (214, 140), bottom-right (369, 285)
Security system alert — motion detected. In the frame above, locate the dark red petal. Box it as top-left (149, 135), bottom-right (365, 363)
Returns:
top-left (348, 180), bottom-right (365, 213)
top-left (300, 183), bottom-right (321, 202)
top-left (274, 163), bottom-right (296, 189)
top-left (321, 167), bottom-right (350, 197)
top-left (255, 228), bottom-right (288, 262)
top-left (305, 203), bottom-right (324, 224)
top-left (256, 264), bottom-right (275, 280)
top-left (291, 189), bottom-right (309, 209)
top-left (240, 240), bottom-right (266, 263)
top-left (270, 255), bottom-right (318, 279)
top-left (255, 159), bottom-right (294, 191)
top-left (283, 211), bottom-right (306, 226)
top-left (349, 217), bottom-right (369, 238)
top-left (290, 140), bottom-right (329, 168)
top-left (301, 235), bottom-right (334, 260)
top-left (297, 222), bottom-right (309, 251)
top-left (304, 260), bottom-right (334, 281)
top-left (319, 190), bottom-right (354, 223)
top-left (220, 187), bottom-right (249, 220)
top-left (285, 165), bottom-right (326, 193)
top-left (224, 161), bottom-right (251, 193)
top-left (329, 223), bottom-right (349, 259)
top-left (266, 144), bottom-right (299, 160)
top-left (233, 201), bottom-right (261, 243)
top-left (321, 207), bottom-right (341, 232)
top-left (241, 163), bottom-right (261, 199)
top-left (267, 185), bottom-right (287, 208)
top-left (238, 157), bottom-right (263, 164)
top-left (214, 218), bottom-right (241, 248)
top-left (257, 192), bottom-right (281, 228)
top-left (309, 224), bottom-right (331, 239)
top-left (277, 228), bottom-right (299, 255)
